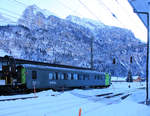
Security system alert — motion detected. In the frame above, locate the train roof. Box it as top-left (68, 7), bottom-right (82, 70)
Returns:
top-left (22, 64), bottom-right (106, 75)
top-left (0, 56), bottom-right (92, 70)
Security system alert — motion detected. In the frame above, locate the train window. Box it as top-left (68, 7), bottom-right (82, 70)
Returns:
top-left (83, 75), bottom-right (85, 80)
top-left (80, 75), bottom-right (83, 80)
top-left (94, 75), bottom-right (96, 80)
top-left (73, 73), bottom-right (78, 80)
top-left (95, 75), bottom-right (100, 80)
top-left (78, 74), bottom-right (83, 80)
top-left (32, 71), bottom-right (37, 79)
top-left (55, 72), bottom-right (58, 80)
top-left (78, 74), bottom-right (80, 80)
top-left (87, 75), bottom-right (90, 80)
top-left (61, 73), bottom-right (64, 80)
top-left (98, 76), bottom-right (101, 80)
top-left (98, 75), bottom-right (103, 80)
top-left (99, 76), bottom-right (101, 80)
top-left (53, 72), bottom-right (57, 80)
top-left (102, 75), bottom-right (105, 79)
top-left (58, 73), bottom-right (61, 80)
top-left (72, 73), bottom-right (74, 80)
top-left (84, 74), bottom-right (89, 80)
top-left (49, 73), bottom-right (53, 80)
top-left (67, 73), bottom-right (72, 80)
top-left (64, 73), bottom-right (67, 80)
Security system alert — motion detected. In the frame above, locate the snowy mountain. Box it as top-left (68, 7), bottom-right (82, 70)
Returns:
top-left (66, 15), bottom-right (146, 77)
top-left (66, 15), bottom-right (106, 30)
top-left (0, 4), bottom-right (147, 77)
top-left (18, 5), bottom-right (56, 30)
top-left (28, 4), bottom-right (56, 17)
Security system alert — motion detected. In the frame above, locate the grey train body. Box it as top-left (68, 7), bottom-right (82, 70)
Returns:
top-left (24, 65), bottom-right (111, 90)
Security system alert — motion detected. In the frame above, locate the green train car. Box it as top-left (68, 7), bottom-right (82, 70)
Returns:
top-left (0, 56), bottom-right (111, 93)
top-left (20, 64), bottom-right (111, 90)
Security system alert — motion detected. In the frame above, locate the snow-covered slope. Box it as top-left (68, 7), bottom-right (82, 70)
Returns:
top-left (66, 15), bottom-right (106, 30)
top-left (26, 4), bottom-right (56, 18)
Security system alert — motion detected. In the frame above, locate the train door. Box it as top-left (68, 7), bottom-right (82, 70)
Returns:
top-left (2, 65), bottom-right (11, 85)
top-left (17, 66), bottom-right (26, 84)
top-left (105, 73), bottom-right (110, 86)
top-left (21, 67), bottom-right (26, 84)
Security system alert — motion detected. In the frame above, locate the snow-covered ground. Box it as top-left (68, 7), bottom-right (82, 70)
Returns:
top-left (0, 82), bottom-right (149, 116)
top-left (111, 76), bottom-right (126, 81)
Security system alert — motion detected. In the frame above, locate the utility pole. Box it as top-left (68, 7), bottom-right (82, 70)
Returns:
top-left (91, 36), bottom-right (94, 70)
top-left (128, 0), bottom-right (150, 105)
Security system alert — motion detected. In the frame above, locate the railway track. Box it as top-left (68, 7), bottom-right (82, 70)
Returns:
top-left (0, 96), bottom-right (38, 102)
top-left (71, 86), bottom-right (145, 103)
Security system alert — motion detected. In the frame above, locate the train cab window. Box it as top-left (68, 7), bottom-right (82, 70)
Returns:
top-left (67, 73), bottom-right (72, 80)
top-left (32, 71), bottom-right (37, 79)
top-left (73, 74), bottom-right (78, 80)
top-left (49, 73), bottom-right (53, 80)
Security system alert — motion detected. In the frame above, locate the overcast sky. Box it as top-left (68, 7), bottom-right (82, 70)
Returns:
top-left (0, 0), bottom-right (147, 42)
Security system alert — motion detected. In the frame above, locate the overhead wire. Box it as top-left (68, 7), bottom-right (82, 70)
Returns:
top-left (0, 7), bottom-right (22, 17)
top-left (0, 10), bottom-right (28, 23)
top-left (56, 0), bottom-right (83, 17)
top-left (115, 0), bottom-right (146, 31)
top-left (13, 0), bottom-right (28, 7)
top-left (97, 0), bottom-right (126, 28)
top-left (78, 0), bottom-right (102, 23)
top-left (0, 11), bottom-right (19, 20)
top-left (98, 0), bottom-right (145, 34)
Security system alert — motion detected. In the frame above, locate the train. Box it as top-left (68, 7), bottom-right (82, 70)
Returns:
top-left (0, 56), bottom-right (111, 94)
